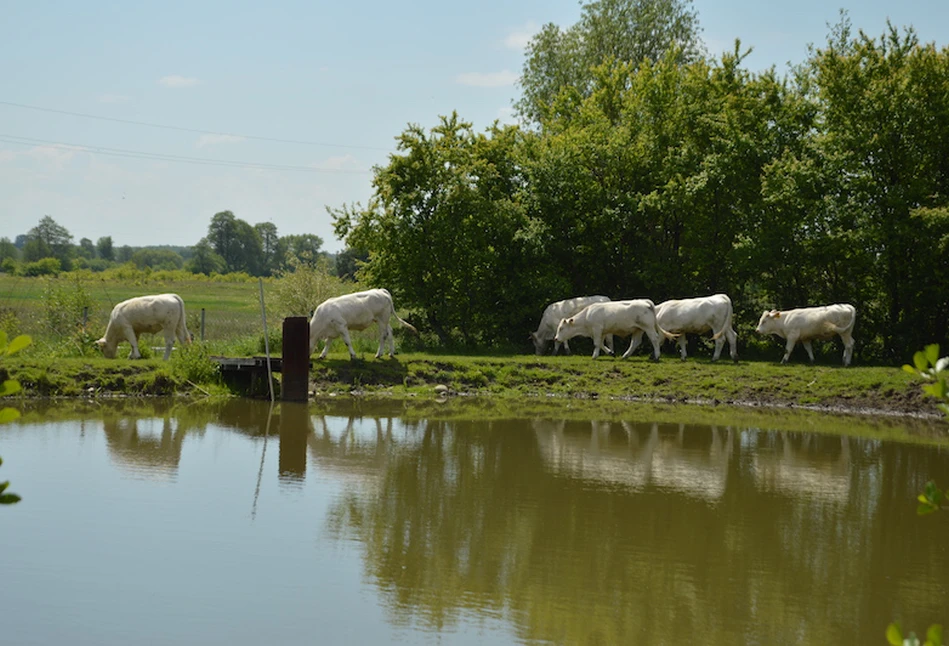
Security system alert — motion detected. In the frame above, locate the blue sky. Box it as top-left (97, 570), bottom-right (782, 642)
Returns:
top-left (2, 0), bottom-right (947, 253)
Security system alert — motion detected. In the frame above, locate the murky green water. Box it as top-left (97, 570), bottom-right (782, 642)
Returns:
top-left (1, 398), bottom-right (947, 645)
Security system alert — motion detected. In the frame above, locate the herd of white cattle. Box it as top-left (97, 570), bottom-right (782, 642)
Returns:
top-left (95, 290), bottom-right (857, 366)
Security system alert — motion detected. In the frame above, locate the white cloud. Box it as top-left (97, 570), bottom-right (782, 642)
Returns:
top-left (496, 106), bottom-right (517, 125)
top-left (158, 75), bottom-right (201, 88)
top-left (313, 154), bottom-right (360, 171)
top-left (98, 93), bottom-right (131, 104)
top-left (195, 134), bottom-right (245, 148)
top-left (505, 21), bottom-right (540, 50)
top-left (456, 70), bottom-right (518, 88)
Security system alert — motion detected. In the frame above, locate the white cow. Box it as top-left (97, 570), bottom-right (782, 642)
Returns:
top-left (755, 303), bottom-right (856, 366)
top-left (530, 295), bottom-right (613, 355)
top-left (309, 288), bottom-right (418, 360)
top-left (553, 299), bottom-right (677, 360)
top-left (96, 293), bottom-right (191, 360)
top-left (650, 293), bottom-right (738, 361)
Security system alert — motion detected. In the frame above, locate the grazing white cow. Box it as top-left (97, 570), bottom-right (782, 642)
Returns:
top-left (554, 299), bottom-right (677, 360)
top-left (651, 293), bottom-right (738, 361)
top-left (96, 293), bottom-right (191, 360)
top-left (309, 288), bottom-right (418, 360)
top-left (530, 295), bottom-right (613, 355)
top-left (755, 303), bottom-right (856, 366)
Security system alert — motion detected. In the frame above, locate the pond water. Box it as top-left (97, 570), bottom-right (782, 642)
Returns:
top-left (1, 398), bottom-right (947, 645)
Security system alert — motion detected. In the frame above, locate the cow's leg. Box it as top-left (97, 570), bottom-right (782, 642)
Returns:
top-left (375, 324), bottom-right (387, 358)
top-left (644, 327), bottom-right (662, 361)
top-left (802, 340), bottom-right (816, 363)
top-left (780, 333), bottom-right (799, 363)
top-left (841, 332), bottom-right (855, 366)
top-left (339, 328), bottom-right (357, 360)
top-left (605, 334), bottom-right (614, 355)
top-left (726, 328), bottom-right (739, 362)
top-left (591, 331), bottom-right (602, 359)
top-left (163, 330), bottom-right (175, 360)
top-left (123, 325), bottom-right (142, 359)
top-left (386, 324), bottom-right (396, 356)
top-left (318, 339), bottom-right (331, 359)
top-left (678, 334), bottom-right (688, 360)
top-left (622, 330), bottom-right (644, 358)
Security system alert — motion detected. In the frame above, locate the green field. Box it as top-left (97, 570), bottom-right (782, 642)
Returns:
top-left (0, 272), bottom-right (945, 421)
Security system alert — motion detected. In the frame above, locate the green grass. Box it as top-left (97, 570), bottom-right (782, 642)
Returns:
top-left (0, 272), bottom-right (944, 420)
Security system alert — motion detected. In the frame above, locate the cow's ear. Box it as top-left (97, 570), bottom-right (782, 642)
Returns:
top-left (565, 317), bottom-right (573, 325)
top-left (773, 311), bottom-right (781, 318)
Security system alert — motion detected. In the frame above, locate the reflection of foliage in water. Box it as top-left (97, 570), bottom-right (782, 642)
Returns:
top-left (322, 416), bottom-right (949, 644)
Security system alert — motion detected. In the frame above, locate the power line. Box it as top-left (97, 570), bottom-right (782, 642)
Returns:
top-left (0, 99), bottom-right (392, 152)
top-left (0, 134), bottom-right (374, 174)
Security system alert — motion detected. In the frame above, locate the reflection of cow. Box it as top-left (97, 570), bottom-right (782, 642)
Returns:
top-left (101, 416), bottom-right (186, 476)
top-left (751, 433), bottom-right (851, 504)
top-left (533, 420), bottom-right (732, 502)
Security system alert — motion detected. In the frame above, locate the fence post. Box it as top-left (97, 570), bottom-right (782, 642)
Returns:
top-left (281, 316), bottom-right (310, 402)
top-left (82, 306), bottom-right (88, 329)
top-left (200, 308), bottom-right (206, 342)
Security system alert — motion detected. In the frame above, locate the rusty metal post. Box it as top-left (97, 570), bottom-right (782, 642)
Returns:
top-left (281, 316), bottom-right (310, 402)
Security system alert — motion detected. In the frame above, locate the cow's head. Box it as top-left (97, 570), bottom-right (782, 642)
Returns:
top-left (529, 332), bottom-right (546, 355)
top-left (554, 317), bottom-right (576, 344)
top-left (755, 309), bottom-right (781, 334)
top-left (95, 337), bottom-right (118, 359)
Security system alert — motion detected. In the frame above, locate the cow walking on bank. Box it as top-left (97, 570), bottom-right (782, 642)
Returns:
top-left (755, 303), bottom-right (856, 366)
top-left (309, 288), bottom-right (418, 360)
top-left (530, 295), bottom-right (613, 355)
top-left (96, 293), bottom-right (191, 360)
top-left (652, 293), bottom-right (738, 361)
top-left (554, 299), bottom-right (678, 360)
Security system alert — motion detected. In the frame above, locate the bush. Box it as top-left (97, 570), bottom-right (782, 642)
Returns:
top-left (22, 257), bottom-right (61, 277)
top-left (171, 342), bottom-right (222, 385)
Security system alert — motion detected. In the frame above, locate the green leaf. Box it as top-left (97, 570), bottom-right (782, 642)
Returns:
top-left (0, 480), bottom-right (7, 494)
top-left (0, 407), bottom-right (20, 423)
top-left (918, 502), bottom-right (938, 516)
top-left (0, 330), bottom-right (7, 352)
top-left (914, 351), bottom-right (930, 372)
top-left (888, 622), bottom-right (904, 646)
top-left (903, 364), bottom-right (921, 375)
top-left (4, 334), bottom-right (31, 356)
top-left (924, 344), bottom-right (941, 366)
top-left (926, 624), bottom-right (943, 646)
top-left (0, 379), bottom-right (23, 397)
top-left (0, 493), bottom-right (21, 504)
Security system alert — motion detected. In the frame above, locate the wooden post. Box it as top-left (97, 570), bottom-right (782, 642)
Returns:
top-left (281, 316), bottom-right (310, 402)
top-left (200, 308), bottom-right (206, 342)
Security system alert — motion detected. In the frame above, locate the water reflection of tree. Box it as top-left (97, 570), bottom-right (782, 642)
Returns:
top-left (325, 418), bottom-right (949, 645)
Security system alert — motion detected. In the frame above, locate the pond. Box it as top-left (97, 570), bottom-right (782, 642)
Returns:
top-left (1, 398), bottom-right (947, 645)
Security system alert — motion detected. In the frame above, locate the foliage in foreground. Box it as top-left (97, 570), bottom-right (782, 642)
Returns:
top-left (1, 330), bottom-right (32, 505)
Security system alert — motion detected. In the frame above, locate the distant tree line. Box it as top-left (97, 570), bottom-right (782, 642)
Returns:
top-left (332, 1), bottom-right (949, 361)
top-left (0, 211), bottom-right (362, 279)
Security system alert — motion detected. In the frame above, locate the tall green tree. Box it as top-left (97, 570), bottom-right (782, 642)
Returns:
top-left (515, 0), bottom-right (703, 125)
top-left (96, 236), bottom-right (114, 261)
top-left (809, 17), bottom-right (949, 357)
top-left (334, 114), bottom-right (541, 346)
top-left (23, 216), bottom-right (74, 269)
top-left (255, 222), bottom-right (280, 276)
top-left (186, 238), bottom-right (226, 275)
top-left (206, 210), bottom-right (264, 275)
top-left (279, 233), bottom-right (324, 269)
top-left (77, 237), bottom-right (96, 259)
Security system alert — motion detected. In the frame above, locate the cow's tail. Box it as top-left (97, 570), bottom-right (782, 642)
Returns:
top-left (823, 305), bottom-right (857, 335)
top-left (390, 299), bottom-right (418, 335)
top-left (176, 294), bottom-right (192, 344)
top-left (658, 324), bottom-right (679, 342)
top-left (711, 298), bottom-right (735, 340)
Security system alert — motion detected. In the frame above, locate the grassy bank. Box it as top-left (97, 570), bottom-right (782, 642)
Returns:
top-left (1, 351), bottom-right (943, 419)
